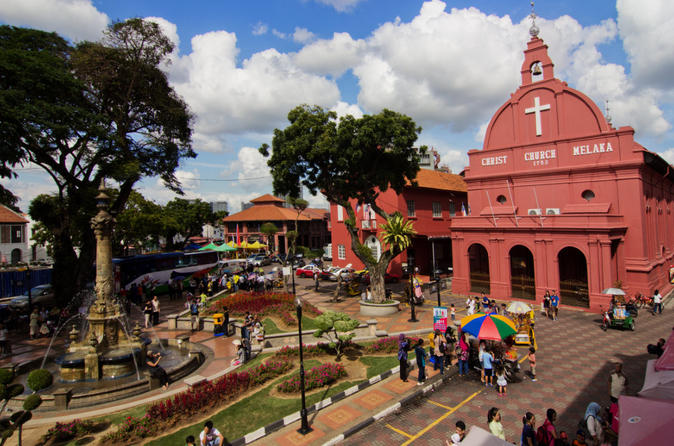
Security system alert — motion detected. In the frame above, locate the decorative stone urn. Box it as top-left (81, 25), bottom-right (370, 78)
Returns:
top-left (359, 300), bottom-right (400, 317)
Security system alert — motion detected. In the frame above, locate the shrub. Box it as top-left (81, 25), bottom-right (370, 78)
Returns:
top-left (26, 369), bottom-right (52, 392)
top-left (277, 363), bottom-right (346, 393)
top-left (45, 419), bottom-right (96, 442)
top-left (5, 384), bottom-right (24, 399)
top-left (274, 343), bottom-right (338, 359)
top-left (363, 336), bottom-right (420, 355)
top-left (206, 291), bottom-right (322, 325)
top-left (22, 394), bottom-right (42, 411)
top-left (0, 369), bottom-right (13, 385)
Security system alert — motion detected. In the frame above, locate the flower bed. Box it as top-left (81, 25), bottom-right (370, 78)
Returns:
top-left (40, 419), bottom-right (97, 443)
top-left (102, 358), bottom-right (293, 442)
top-left (277, 363), bottom-right (347, 393)
top-left (274, 343), bottom-right (337, 359)
top-left (207, 291), bottom-right (321, 326)
top-left (363, 336), bottom-right (420, 354)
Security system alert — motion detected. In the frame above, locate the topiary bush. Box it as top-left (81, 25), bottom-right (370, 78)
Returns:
top-left (26, 369), bottom-right (52, 392)
top-left (0, 369), bottom-right (13, 386)
top-left (22, 394), bottom-right (42, 411)
top-left (5, 384), bottom-right (23, 399)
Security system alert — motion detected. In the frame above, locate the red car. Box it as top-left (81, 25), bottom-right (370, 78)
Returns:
top-left (295, 264), bottom-right (322, 278)
top-left (359, 271), bottom-right (401, 284)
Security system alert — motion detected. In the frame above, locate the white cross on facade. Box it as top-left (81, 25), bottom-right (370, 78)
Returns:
top-left (525, 96), bottom-right (551, 136)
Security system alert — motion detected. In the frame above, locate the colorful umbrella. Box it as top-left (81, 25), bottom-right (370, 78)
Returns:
top-left (459, 313), bottom-right (517, 341)
top-left (506, 301), bottom-right (532, 314)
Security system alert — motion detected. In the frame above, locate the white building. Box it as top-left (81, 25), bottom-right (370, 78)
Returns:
top-left (0, 205), bottom-right (29, 264)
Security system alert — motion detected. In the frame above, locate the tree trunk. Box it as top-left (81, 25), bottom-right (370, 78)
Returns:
top-left (369, 261), bottom-right (388, 304)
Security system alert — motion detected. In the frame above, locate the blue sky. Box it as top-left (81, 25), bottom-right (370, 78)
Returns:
top-left (2, 0), bottom-right (673, 213)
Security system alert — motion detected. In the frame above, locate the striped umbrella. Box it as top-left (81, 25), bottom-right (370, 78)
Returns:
top-left (459, 313), bottom-right (517, 341)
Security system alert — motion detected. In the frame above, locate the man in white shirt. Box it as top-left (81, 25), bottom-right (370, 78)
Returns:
top-left (653, 289), bottom-right (663, 314)
top-left (199, 420), bottom-right (224, 446)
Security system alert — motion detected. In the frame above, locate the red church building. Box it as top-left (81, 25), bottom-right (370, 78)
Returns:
top-left (330, 169), bottom-right (467, 276)
top-left (450, 26), bottom-right (674, 311)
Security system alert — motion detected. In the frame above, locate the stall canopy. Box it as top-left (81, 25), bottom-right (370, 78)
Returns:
top-left (461, 426), bottom-right (511, 446)
top-left (638, 359), bottom-right (674, 400)
top-left (198, 242), bottom-right (219, 251)
top-left (213, 243), bottom-right (237, 252)
top-left (618, 395), bottom-right (674, 446)
top-left (654, 329), bottom-right (674, 371)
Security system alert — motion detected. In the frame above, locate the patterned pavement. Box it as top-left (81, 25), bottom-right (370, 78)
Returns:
top-left (343, 302), bottom-right (674, 445)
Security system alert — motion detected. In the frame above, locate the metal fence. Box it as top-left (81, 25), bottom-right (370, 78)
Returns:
top-left (0, 268), bottom-right (53, 298)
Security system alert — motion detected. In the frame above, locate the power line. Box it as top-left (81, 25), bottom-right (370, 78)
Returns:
top-left (10, 167), bottom-right (271, 182)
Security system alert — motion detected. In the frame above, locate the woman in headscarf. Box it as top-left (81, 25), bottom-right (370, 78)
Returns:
top-left (398, 333), bottom-right (410, 382)
top-left (584, 402), bottom-right (604, 445)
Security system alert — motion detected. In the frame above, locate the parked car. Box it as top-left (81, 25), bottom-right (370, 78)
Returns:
top-left (9, 284), bottom-right (54, 311)
top-left (249, 254), bottom-right (271, 266)
top-left (318, 266), bottom-right (340, 281)
top-left (295, 264), bottom-right (322, 278)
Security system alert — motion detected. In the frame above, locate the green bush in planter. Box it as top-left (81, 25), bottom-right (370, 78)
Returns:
top-left (0, 369), bottom-right (13, 386)
top-left (26, 369), bottom-right (52, 392)
top-left (22, 394), bottom-right (42, 411)
top-left (5, 384), bottom-right (23, 399)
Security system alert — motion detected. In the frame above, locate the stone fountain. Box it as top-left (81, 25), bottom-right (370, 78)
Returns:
top-left (58, 180), bottom-right (147, 382)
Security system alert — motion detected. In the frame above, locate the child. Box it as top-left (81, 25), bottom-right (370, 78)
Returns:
top-left (482, 347), bottom-right (494, 387)
top-left (445, 420), bottom-right (466, 445)
top-left (572, 429), bottom-right (588, 446)
top-left (528, 347), bottom-right (537, 381)
top-left (496, 366), bottom-right (507, 396)
top-left (414, 339), bottom-right (427, 385)
top-left (450, 304), bottom-right (456, 323)
top-left (185, 435), bottom-right (196, 446)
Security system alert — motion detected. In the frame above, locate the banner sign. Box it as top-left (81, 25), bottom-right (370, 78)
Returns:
top-left (433, 306), bottom-right (448, 332)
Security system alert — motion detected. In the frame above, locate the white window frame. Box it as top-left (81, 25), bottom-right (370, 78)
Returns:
top-left (407, 200), bottom-right (416, 217)
top-left (338, 244), bottom-right (346, 260)
top-left (337, 205), bottom-right (343, 221)
top-left (432, 202), bottom-right (442, 218)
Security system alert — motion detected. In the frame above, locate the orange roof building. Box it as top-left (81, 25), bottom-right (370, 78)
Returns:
top-left (0, 204), bottom-right (29, 265)
top-left (329, 168), bottom-right (467, 277)
top-left (223, 195), bottom-right (329, 255)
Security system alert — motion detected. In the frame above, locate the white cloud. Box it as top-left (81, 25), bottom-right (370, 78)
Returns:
top-left (294, 32), bottom-right (365, 77)
top-left (252, 22), bottom-right (268, 36)
top-left (167, 29), bottom-right (341, 152)
top-left (0, 0), bottom-right (108, 42)
top-left (617, 0), bottom-right (674, 90)
top-left (331, 101), bottom-right (363, 119)
top-left (659, 148), bottom-right (674, 165)
top-left (272, 29), bottom-right (287, 39)
top-left (145, 16), bottom-right (180, 49)
top-left (223, 146), bottom-right (273, 193)
top-left (313, 0), bottom-right (364, 13)
top-left (293, 27), bottom-right (316, 44)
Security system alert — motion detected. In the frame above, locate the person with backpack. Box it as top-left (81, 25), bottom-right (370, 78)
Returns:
top-left (537, 408), bottom-right (557, 446)
top-left (190, 298), bottom-right (200, 332)
top-left (398, 334), bottom-right (411, 382)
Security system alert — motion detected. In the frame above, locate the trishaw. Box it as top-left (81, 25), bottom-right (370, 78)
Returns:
top-left (602, 305), bottom-right (635, 331)
top-left (512, 310), bottom-right (536, 347)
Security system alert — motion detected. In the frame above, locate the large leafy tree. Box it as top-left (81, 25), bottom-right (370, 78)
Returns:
top-left (162, 198), bottom-right (214, 249)
top-left (113, 191), bottom-right (167, 256)
top-left (260, 105), bottom-right (424, 302)
top-left (1, 21), bottom-right (194, 304)
top-left (260, 222), bottom-right (279, 252)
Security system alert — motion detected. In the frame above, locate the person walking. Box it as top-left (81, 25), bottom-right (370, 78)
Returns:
top-left (398, 334), bottom-right (410, 382)
top-left (528, 347), bottom-right (537, 381)
top-left (608, 361), bottom-right (627, 402)
top-left (496, 365), bottom-right (508, 396)
top-left (488, 407), bottom-right (505, 441)
top-left (190, 298), bottom-right (200, 332)
top-left (29, 308), bottom-right (39, 339)
top-left (550, 290), bottom-right (560, 321)
top-left (466, 297), bottom-right (476, 316)
top-left (143, 300), bottom-right (153, 328)
top-left (539, 408), bottom-right (558, 446)
top-left (653, 289), bottom-right (662, 314)
top-left (414, 339), bottom-right (427, 385)
top-left (151, 295), bottom-right (160, 326)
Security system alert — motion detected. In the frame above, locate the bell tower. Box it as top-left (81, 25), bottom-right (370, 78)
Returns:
top-left (520, 1), bottom-right (555, 86)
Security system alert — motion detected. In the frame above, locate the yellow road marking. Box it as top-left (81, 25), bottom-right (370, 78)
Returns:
top-left (427, 400), bottom-right (453, 410)
top-left (400, 390), bottom-right (482, 445)
top-left (386, 424), bottom-right (413, 438)
top-left (519, 354), bottom-right (528, 364)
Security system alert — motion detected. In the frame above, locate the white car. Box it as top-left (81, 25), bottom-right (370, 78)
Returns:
top-left (9, 284), bottom-right (54, 311)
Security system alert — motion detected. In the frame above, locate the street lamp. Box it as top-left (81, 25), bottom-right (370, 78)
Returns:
top-left (295, 296), bottom-right (312, 435)
top-left (26, 265), bottom-right (32, 313)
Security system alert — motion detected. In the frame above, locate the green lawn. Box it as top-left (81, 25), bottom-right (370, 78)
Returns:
top-left (146, 355), bottom-right (395, 445)
top-left (262, 315), bottom-right (319, 334)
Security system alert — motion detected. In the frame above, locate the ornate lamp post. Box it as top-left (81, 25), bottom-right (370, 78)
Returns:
top-left (295, 296), bottom-right (312, 435)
